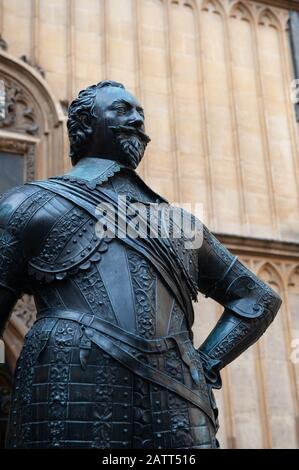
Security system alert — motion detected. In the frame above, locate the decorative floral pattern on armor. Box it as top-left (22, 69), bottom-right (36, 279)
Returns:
top-left (209, 320), bottom-right (252, 360)
top-left (127, 249), bottom-right (156, 339)
top-left (92, 354), bottom-right (116, 449)
top-left (6, 319), bottom-right (56, 448)
top-left (74, 265), bottom-right (116, 323)
top-left (37, 207), bottom-right (90, 263)
top-left (168, 392), bottom-right (193, 448)
top-left (47, 319), bottom-right (77, 447)
top-left (168, 302), bottom-right (185, 334)
top-left (164, 349), bottom-right (183, 381)
top-left (169, 216), bottom-right (199, 298)
top-left (7, 189), bottom-right (54, 236)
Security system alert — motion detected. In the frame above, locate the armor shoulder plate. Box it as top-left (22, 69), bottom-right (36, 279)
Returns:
top-left (0, 184), bottom-right (46, 233)
top-left (26, 202), bottom-right (111, 283)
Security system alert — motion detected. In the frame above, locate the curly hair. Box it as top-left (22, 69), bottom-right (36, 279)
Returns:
top-left (67, 80), bottom-right (125, 165)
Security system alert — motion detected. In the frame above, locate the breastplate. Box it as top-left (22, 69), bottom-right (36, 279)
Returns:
top-left (25, 212), bottom-right (192, 340)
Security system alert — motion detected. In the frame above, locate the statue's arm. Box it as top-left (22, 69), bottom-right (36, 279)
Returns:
top-left (0, 202), bottom-right (27, 337)
top-left (196, 225), bottom-right (282, 389)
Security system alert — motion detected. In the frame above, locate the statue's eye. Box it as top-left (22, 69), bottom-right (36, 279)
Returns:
top-left (114, 104), bottom-right (127, 115)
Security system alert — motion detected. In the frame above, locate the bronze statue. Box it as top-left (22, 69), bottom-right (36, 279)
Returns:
top-left (0, 81), bottom-right (281, 448)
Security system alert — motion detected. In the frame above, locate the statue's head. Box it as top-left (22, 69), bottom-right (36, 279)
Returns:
top-left (67, 80), bottom-right (150, 168)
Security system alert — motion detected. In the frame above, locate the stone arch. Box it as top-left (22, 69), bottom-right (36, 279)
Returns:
top-left (0, 50), bottom-right (66, 371)
top-left (258, 8), bottom-right (282, 31)
top-left (256, 261), bottom-right (284, 294)
top-left (201, 0), bottom-right (225, 17)
top-left (229, 1), bottom-right (254, 23)
top-left (182, 0), bottom-right (196, 10)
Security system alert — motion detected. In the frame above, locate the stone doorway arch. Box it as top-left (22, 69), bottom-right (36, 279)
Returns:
top-left (0, 49), bottom-right (66, 371)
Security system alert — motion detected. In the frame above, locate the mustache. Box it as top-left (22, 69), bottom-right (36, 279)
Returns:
top-left (108, 125), bottom-right (151, 144)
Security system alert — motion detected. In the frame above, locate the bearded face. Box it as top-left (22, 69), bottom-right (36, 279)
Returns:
top-left (77, 85), bottom-right (152, 168)
top-left (109, 124), bottom-right (151, 169)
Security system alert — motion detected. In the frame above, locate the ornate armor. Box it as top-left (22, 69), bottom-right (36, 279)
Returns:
top-left (0, 158), bottom-right (281, 449)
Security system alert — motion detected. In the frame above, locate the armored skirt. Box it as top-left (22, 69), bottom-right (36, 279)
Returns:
top-left (6, 317), bottom-right (218, 449)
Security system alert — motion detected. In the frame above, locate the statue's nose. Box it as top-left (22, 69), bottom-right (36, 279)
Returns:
top-left (127, 110), bottom-right (144, 128)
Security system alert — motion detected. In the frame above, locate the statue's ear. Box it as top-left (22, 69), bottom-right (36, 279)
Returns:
top-left (78, 111), bottom-right (93, 136)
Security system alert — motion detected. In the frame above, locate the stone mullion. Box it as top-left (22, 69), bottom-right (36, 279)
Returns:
top-left (281, 261), bottom-right (299, 445)
top-left (164, 0), bottom-right (182, 203)
top-left (102, 0), bottom-right (109, 79)
top-left (30, 0), bottom-right (39, 66)
top-left (279, 20), bottom-right (299, 202)
top-left (251, 258), bottom-right (273, 448)
top-left (66, 0), bottom-right (76, 101)
top-left (196, 0), bottom-right (217, 230)
top-left (251, 11), bottom-right (280, 239)
top-left (0, 0), bottom-right (4, 36)
top-left (226, 5), bottom-right (250, 235)
top-left (133, 0), bottom-right (146, 180)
